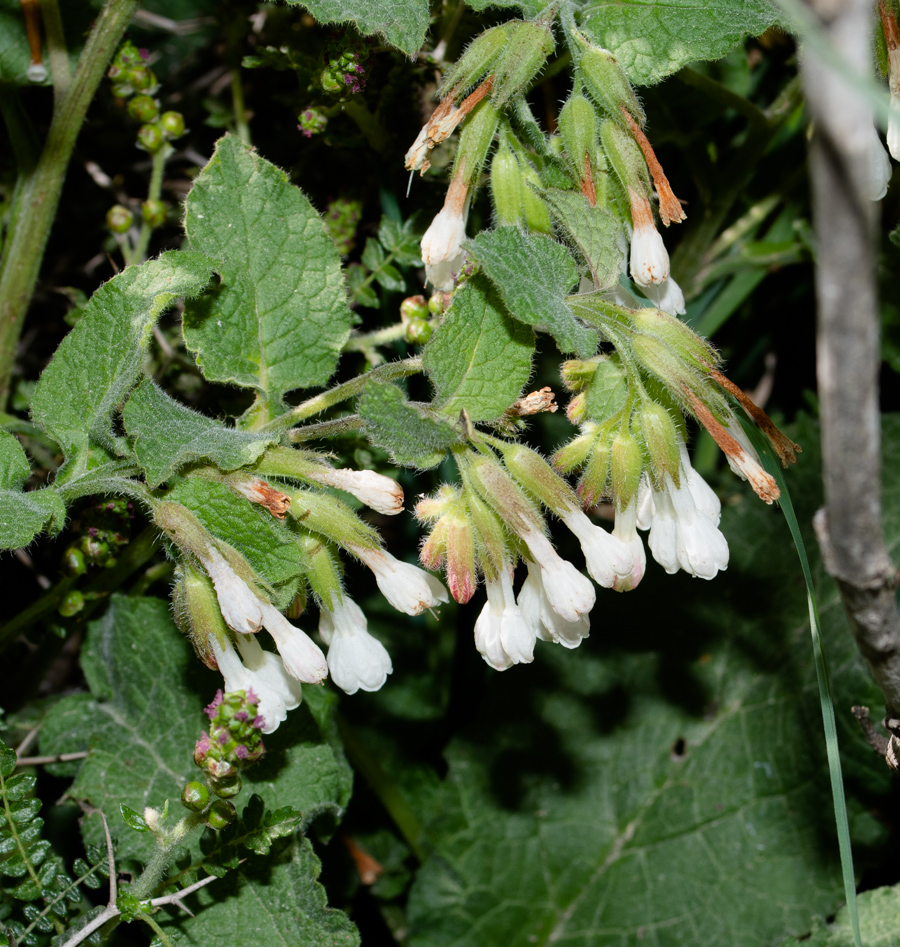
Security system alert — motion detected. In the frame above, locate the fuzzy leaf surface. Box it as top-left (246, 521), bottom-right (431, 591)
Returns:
top-left (406, 415), bottom-right (895, 947)
top-left (357, 382), bottom-right (462, 469)
top-left (579, 0), bottom-right (784, 85)
top-left (0, 431), bottom-right (65, 549)
top-left (166, 477), bottom-right (303, 608)
top-left (39, 596), bottom-right (350, 871)
top-left (283, 0), bottom-right (429, 57)
top-left (424, 276), bottom-right (535, 423)
top-left (161, 837), bottom-right (359, 946)
top-left (584, 357), bottom-right (627, 421)
top-left (782, 885), bottom-right (900, 946)
top-left (30, 252), bottom-right (216, 473)
top-left (183, 135), bottom-right (353, 406)
top-left (465, 228), bottom-right (596, 358)
top-left (542, 188), bottom-right (624, 291)
top-left (122, 380), bottom-right (277, 487)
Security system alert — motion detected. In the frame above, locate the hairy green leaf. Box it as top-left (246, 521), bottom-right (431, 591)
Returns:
top-left (122, 380), bottom-right (277, 488)
top-left (542, 188), bottom-right (624, 291)
top-left (282, 0), bottom-right (429, 57)
top-left (30, 252), bottom-right (216, 476)
top-left (406, 415), bottom-right (892, 947)
top-left (0, 431), bottom-right (65, 549)
top-left (782, 884), bottom-right (900, 946)
top-left (167, 477), bottom-right (303, 608)
top-left (161, 837), bottom-right (359, 945)
top-left (39, 596), bottom-right (351, 871)
top-left (424, 276), bottom-right (535, 423)
top-left (584, 356), bottom-right (627, 421)
top-left (357, 381), bottom-right (462, 469)
top-left (465, 228), bottom-right (596, 358)
top-left (183, 135), bottom-right (353, 408)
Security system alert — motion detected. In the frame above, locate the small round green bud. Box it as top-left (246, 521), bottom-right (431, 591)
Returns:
top-left (400, 294), bottom-right (429, 322)
top-left (181, 781), bottom-right (210, 811)
top-left (106, 205), bottom-right (133, 234)
top-left (104, 557), bottom-right (118, 569)
top-left (160, 110), bottom-right (185, 139)
top-left (110, 82), bottom-right (133, 99)
top-left (58, 591), bottom-right (84, 618)
top-left (81, 534), bottom-right (108, 559)
top-left (137, 123), bottom-right (164, 153)
top-left (62, 546), bottom-right (87, 577)
top-left (406, 317), bottom-right (433, 345)
top-left (320, 68), bottom-right (343, 93)
top-left (128, 65), bottom-right (155, 92)
top-left (427, 292), bottom-right (446, 316)
top-left (142, 199), bottom-right (167, 229)
top-left (127, 94), bottom-right (159, 123)
top-left (206, 800), bottom-right (236, 831)
top-left (211, 775), bottom-right (241, 798)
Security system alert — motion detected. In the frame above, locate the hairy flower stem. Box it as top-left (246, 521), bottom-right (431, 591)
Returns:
top-left (129, 147), bottom-right (169, 265)
top-left (131, 811), bottom-right (207, 901)
top-left (0, 0), bottom-right (139, 409)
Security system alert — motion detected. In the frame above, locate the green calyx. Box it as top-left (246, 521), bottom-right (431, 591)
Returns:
top-left (491, 142), bottom-right (524, 226)
top-left (610, 429), bottom-right (643, 508)
top-left (559, 94), bottom-right (599, 186)
top-left (439, 23), bottom-right (515, 99)
top-left (600, 119), bottom-right (648, 192)
top-left (636, 401), bottom-right (680, 487)
top-left (500, 442), bottom-right (578, 516)
top-left (454, 99), bottom-right (502, 185)
top-left (577, 38), bottom-right (645, 127)
top-left (490, 21), bottom-right (555, 108)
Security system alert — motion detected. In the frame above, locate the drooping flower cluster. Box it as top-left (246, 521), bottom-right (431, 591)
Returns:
top-left (194, 689), bottom-right (266, 780)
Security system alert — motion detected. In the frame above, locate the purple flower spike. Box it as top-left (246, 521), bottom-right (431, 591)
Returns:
top-left (195, 732), bottom-right (211, 754)
top-left (218, 730), bottom-right (229, 745)
top-left (235, 745), bottom-right (249, 759)
top-left (253, 715), bottom-right (265, 730)
top-left (234, 711), bottom-right (248, 722)
top-left (205, 690), bottom-right (224, 719)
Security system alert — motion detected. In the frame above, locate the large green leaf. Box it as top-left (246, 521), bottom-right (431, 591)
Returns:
top-left (183, 135), bottom-right (353, 410)
top-left (283, 0), bottom-right (429, 57)
top-left (404, 415), bottom-right (894, 946)
top-left (423, 276), bottom-right (535, 423)
top-left (122, 379), bottom-right (277, 488)
top-left (39, 596), bottom-right (350, 871)
top-left (161, 837), bottom-right (360, 946)
top-left (30, 251), bottom-right (216, 475)
top-left (465, 228), bottom-right (596, 359)
top-left (782, 885), bottom-right (900, 946)
top-left (578, 0), bottom-right (784, 85)
top-left (0, 430), bottom-right (65, 549)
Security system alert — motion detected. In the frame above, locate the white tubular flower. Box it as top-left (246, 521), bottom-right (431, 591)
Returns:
top-left (308, 467), bottom-right (404, 516)
top-left (421, 170), bottom-right (470, 291)
top-left (319, 596), bottom-right (393, 695)
top-left (517, 561), bottom-right (589, 649)
top-left (865, 124), bottom-right (892, 201)
top-left (649, 275), bottom-right (686, 315)
top-left (889, 96), bottom-right (900, 162)
top-left (259, 602), bottom-right (328, 684)
top-left (628, 187), bottom-right (669, 286)
top-left (611, 500), bottom-right (646, 592)
top-left (474, 567), bottom-right (536, 670)
top-left (208, 632), bottom-right (301, 734)
top-left (200, 547), bottom-right (263, 634)
top-left (518, 528), bottom-right (595, 623)
top-left (677, 439), bottom-right (721, 526)
top-left (353, 547), bottom-right (449, 615)
top-left (557, 506), bottom-right (633, 589)
top-left (636, 475), bottom-right (654, 531)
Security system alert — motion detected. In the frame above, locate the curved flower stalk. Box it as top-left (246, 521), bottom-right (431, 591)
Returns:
top-left (319, 595), bottom-right (393, 694)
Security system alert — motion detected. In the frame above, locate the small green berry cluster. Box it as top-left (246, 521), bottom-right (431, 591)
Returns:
top-left (298, 107), bottom-right (328, 138)
top-left (320, 33), bottom-right (374, 95)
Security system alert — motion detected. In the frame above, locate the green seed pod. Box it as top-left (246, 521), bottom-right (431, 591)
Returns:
top-left (400, 295), bottom-right (429, 322)
top-left (609, 429), bottom-right (643, 508)
top-left (637, 401), bottom-right (680, 487)
top-left (106, 205), bottom-right (133, 234)
top-left (520, 162), bottom-right (553, 233)
top-left (62, 546), bottom-right (87, 577)
top-left (453, 99), bottom-right (502, 185)
top-left (600, 119), bottom-right (648, 192)
top-left (439, 23), bottom-right (515, 98)
top-left (159, 110), bottom-right (185, 139)
top-left (490, 142), bottom-right (524, 226)
top-left (128, 65), bottom-right (156, 92)
top-left (142, 199), bottom-right (167, 229)
top-left (491, 21), bottom-right (555, 108)
top-left (181, 781), bottom-right (210, 811)
top-left (206, 799), bottom-right (236, 831)
top-left (406, 317), bottom-right (433, 345)
top-left (58, 591), bottom-right (85, 618)
top-left (559, 94), bottom-right (598, 183)
top-left (137, 123), bottom-right (164, 153)
top-left (211, 775), bottom-right (242, 799)
top-left (127, 94), bottom-right (159, 123)
top-left (578, 42), bottom-right (645, 126)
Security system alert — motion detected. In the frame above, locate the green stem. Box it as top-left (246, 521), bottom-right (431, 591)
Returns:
top-left (288, 414), bottom-right (365, 443)
top-left (39, 0), bottom-right (71, 98)
top-left (140, 913), bottom-right (175, 946)
top-left (131, 812), bottom-right (207, 901)
top-left (232, 68), bottom-right (251, 144)
top-left (0, 0), bottom-right (139, 410)
top-left (259, 357), bottom-right (422, 435)
top-left (343, 322), bottom-right (407, 352)
top-left (131, 146), bottom-right (169, 263)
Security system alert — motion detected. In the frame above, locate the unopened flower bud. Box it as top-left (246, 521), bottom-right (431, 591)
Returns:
top-left (491, 21), bottom-right (555, 108)
top-left (137, 122), bottom-right (164, 153)
top-left (577, 39), bottom-right (645, 126)
top-left (106, 205), bottom-right (133, 234)
top-left (600, 120), bottom-right (648, 193)
top-left (566, 392), bottom-right (587, 424)
top-left (406, 317), bottom-right (432, 344)
top-left (181, 781), bottom-right (210, 811)
top-left (62, 546), bottom-right (87, 576)
top-left (142, 199), bottom-right (167, 229)
top-left (560, 358), bottom-right (600, 392)
top-left (520, 163), bottom-right (552, 233)
top-left (578, 432), bottom-right (613, 506)
top-left (637, 401), bottom-right (680, 487)
top-left (610, 430), bottom-right (643, 508)
top-left (128, 94), bottom-right (159, 122)
top-left (559, 94), bottom-right (599, 186)
top-left (211, 774), bottom-right (241, 798)
top-left (206, 799), bottom-right (236, 830)
top-left (491, 142), bottom-right (524, 226)
top-left (454, 99), bottom-right (502, 185)
top-left (160, 110), bottom-right (186, 139)
top-left (400, 295), bottom-right (429, 322)
top-left (501, 443), bottom-right (577, 517)
top-left (58, 590), bottom-right (84, 617)
top-left (128, 65), bottom-right (156, 92)
top-left (439, 24), bottom-right (514, 98)
top-left (552, 426), bottom-right (597, 473)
